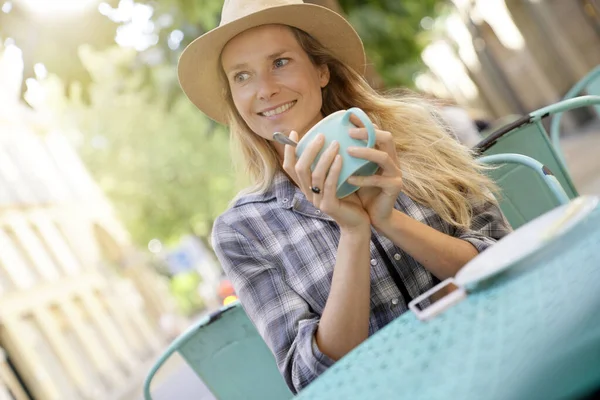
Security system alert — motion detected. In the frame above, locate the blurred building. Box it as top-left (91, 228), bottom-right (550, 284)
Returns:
top-left (0, 46), bottom-right (176, 399)
top-left (419, 0), bottom-right (600, 124)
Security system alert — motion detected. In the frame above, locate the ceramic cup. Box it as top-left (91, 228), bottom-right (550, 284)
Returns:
top-left (296, 107), bottom-right (379, 198)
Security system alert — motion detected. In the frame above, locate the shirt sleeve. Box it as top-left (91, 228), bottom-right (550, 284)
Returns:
top-left (211, 217), bottom-right (335, 393)
top-left (453, 198), bottom-right (513, 253)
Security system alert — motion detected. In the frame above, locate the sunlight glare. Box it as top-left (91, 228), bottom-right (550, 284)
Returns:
top-left (34, 63), bottom-right (47, 80)
top-left (20, 0), bottom-right (99, 16)
top-left (0, 43), bottom-right (23, 102)
top-left (148, 239), bottom-right (162, 254)
top-left (1, 2), bottom-right (12, 13)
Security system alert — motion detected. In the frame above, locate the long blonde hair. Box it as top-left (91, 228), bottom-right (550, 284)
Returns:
top-left (222, 27), bottom-right (497, 229)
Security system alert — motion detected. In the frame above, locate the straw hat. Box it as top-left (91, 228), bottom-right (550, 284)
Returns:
top-left (177, 0), bottom-right (366, 125)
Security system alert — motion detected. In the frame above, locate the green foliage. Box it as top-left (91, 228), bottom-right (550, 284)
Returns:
top-left (338, 0), bottom-right (447, 87)
top-left (43, 45), bottom-right (240, 247)
top-left (143, 0), bottom-right (223, 36)
top-left (0, 0), bottom-right (120, 97)
top-left (169, 270), bottom-right (205, 315)
top-left (0, 0), bottom-right (447, 94)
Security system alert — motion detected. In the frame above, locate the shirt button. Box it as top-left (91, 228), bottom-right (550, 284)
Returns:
top-left (393, 253), bottom-right (401, 261)
top-left (391, 298), bottom-right (399, 305)
top-left (282, 198), bottom-right (289, 203)
top-left (315, 210), bottom-right (321, 215)
top-left (370, 259), bottom-right (377, 266)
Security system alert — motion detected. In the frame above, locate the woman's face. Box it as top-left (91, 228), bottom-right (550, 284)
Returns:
top-left (221, 25), bottom-right (329, 141)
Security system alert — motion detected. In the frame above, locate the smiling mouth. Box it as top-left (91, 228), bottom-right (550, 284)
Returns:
top-left (259, 101), bottom-right (297, 117)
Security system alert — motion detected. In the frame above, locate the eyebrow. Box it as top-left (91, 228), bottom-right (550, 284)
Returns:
top-left (226, 51), bottom-right (288, 73)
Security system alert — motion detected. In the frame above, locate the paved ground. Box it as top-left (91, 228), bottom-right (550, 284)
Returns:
top-left (139, 120), bottom-right (600, 400)
top-left (559, 120), bottom-right (600, 195)
top-left (137, 353), bottom-right (215, 400)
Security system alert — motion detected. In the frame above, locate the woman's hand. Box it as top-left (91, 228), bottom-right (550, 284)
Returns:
top-left (345, 120), bottom-right (403, 230)
top-left (282, 130), bottom-right (370, 233)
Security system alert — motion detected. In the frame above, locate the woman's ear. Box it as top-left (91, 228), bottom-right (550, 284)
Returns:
top-left (319, 64), bottom-right (330, 88)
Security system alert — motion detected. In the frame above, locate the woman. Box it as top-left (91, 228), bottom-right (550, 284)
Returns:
top-left (178, 0), bottom-right (511, 393)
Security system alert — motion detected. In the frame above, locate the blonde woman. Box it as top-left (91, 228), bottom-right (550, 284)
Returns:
top-left (178, 0), bottom-right (511, 393)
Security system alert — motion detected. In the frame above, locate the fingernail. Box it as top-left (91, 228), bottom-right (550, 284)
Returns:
top-left (329, 140), bottom-right (339, 149)
top-left (349, 128), bottom-right (360, 134)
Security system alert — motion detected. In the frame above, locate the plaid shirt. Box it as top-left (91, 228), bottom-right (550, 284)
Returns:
top-left (212, 171), bottom-right (511, 393)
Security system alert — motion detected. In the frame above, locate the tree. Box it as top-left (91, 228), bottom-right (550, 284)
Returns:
top-left (0, 0), bottom-right (120, 98)
top-left (1, 0), bottom-right (446, 99)
top-left (38, 45), bottom-right (240, 247)
top-left (336, 0), bottom-right (447, 88)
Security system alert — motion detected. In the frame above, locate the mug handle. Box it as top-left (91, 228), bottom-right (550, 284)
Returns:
top-left (343, 107), bottom-right (376, 149)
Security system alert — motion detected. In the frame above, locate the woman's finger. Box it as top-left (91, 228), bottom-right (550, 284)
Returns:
top-left (348, 128), bottom-right (396, 161)
top-left (348, 114), bottom-right (380, 130)
top-left (346, 146), bottom-right (399, 174)
top-left (348, 127), bottom-right (392, 142)
top-left (310, 140), bottom-right (339, 207)
top-left (320, 155), bottom-right (343, 213)
top-left (295, 133), bottom-right (325, 194)
top-left (348, 113), bottom-right (365, 129)
top-left (283, 130), bottom-right (300, 184)
top-left (346, 174), bottom-right (402, 191)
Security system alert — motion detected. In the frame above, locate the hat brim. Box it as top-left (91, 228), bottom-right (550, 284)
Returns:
top-left (177, 3), bottom-right (366, 125)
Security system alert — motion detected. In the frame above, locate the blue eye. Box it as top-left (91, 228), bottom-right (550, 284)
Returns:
top-left (234, 72), bottom-right (250, 83)
top-left (274, 58), bottom-right (289, 68)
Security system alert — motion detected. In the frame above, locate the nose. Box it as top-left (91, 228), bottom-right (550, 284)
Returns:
top-left (256, 73), bottom-right (280, 101)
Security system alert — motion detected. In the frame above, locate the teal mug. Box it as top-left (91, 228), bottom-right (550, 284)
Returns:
top-left (296, 107), bottom-right (379, 198)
